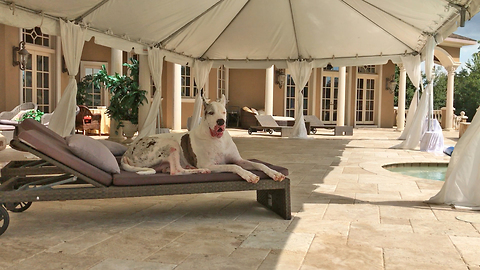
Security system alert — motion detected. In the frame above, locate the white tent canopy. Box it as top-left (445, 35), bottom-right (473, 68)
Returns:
top-left (1, 0), bottom-right (479, 69)
top-left (1, 0), bottom-right (480, 137)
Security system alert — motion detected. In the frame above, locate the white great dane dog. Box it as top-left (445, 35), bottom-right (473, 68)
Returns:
top-left (121, 95), bottom-right (285, 183)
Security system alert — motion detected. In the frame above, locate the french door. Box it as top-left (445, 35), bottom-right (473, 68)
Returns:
top-left (22, 51), bottom-right (51, 113)
top-left (356, 77), bottom-right (375, 124)
top-left (321, 75), bottom-right (338, 124)
top-left (285, 74), bottom-right (309, 117)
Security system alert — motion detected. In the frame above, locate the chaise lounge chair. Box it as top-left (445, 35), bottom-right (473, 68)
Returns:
top-left (248, 115), bottom-right (293, 137)
top-left (0, 102), bottom-right (38, 143)
top-left (304, 115), bottom-right (353, 136)
top-left (0, 119), bottom-right (291, 236)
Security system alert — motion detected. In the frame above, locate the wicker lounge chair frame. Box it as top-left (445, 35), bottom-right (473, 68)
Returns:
top-left (0, 123), bottom-right (291, 236)
top-left (248, 115), bottom-right (292, 137)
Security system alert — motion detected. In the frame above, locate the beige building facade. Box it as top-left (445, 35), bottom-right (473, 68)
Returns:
top-left (1, 23), bottom-right (476, 131)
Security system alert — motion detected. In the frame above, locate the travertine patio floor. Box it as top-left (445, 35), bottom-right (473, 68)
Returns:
top-left (1, 127), bottom-right (479, 270)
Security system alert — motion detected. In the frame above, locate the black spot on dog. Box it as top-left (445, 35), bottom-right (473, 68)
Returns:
top-left (146, 140), bottom-right (156, 148)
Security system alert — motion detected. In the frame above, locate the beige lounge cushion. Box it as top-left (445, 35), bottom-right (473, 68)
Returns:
top-left (113, 159), bottom-right (288, 186)
top-left (97, 139), bottom-right (128, 156)
top-left (66, 135), bottom-right (120, 174)
top-left (18, 130), bottom-right (112, 186)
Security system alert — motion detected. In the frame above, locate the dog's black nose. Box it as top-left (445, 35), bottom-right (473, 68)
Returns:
top-left (217, 119), bottom-right (225, 126)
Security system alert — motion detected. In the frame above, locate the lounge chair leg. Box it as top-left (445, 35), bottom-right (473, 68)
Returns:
top-left (256, 180), bottom-right (291, 220)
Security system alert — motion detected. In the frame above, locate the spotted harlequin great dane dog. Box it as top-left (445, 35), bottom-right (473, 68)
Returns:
top-left (121, 95), bottom-right (285, 183)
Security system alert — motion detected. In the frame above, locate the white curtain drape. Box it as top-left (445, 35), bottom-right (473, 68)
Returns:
top-left (190, 60), bottom-right (213, 131)
top-left (287, 60), bottom-right (313, 138)
top-left (135, 47), bottom-right (165, 141)
top-left (428, 109), bottom-right (480, 209)
top-left (49, 20), bottom-right (86, 137)
top-left (419, 36), bottom-right (444, 152)
top-left (391, 37), bottom-right (435, 149)
top-left (398, 55), bottom-right (421, 140)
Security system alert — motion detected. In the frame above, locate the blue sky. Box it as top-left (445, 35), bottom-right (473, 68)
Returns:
top-left (453, 12), bottom-right (480, 70)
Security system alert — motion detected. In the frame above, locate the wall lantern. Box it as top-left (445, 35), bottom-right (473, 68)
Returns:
top-left (385, 75), bottom-right (397, 94)
top-left (275, 68), bottom-right (286, 89)
top-left (12, 41), bottom-right (30, 70)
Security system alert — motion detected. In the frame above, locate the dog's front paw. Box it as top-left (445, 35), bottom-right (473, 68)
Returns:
top-left (244, 173), bottom-right (260, 184)
top-left (265, 170), bottom-right (285, 181)
top-left (272, 172), bottom-right (285, 182)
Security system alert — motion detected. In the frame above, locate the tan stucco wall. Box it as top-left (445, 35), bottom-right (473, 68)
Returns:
top-left (272, 77), bottom-right (285, 117)
top-left (439, 45), bottom-right (461, 62)
top-left (0, 25), bottom-right (21, 112)
top-left (162, 62), bottom-right (174, 129)
top-left (228, 69), bottom-right (266, 111)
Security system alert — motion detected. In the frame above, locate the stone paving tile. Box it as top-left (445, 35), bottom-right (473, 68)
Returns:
top-left (174, 248), bottom-right (270, 270)
top-left (90, 258), bottom-right (176, 270)
top-left (301, 235), bottom-right (383, 270)
top-left (348, 222), bottom-right (458, 253)
top-left (335, 182), bottom-right (378, 194)
top-left (410, 219), bottom-right (480, 237)
top-left (286, 218), bottom-right (351, 237)
top-left (144, 248), bottom-right (190, 265)
top-left (383, 248), bottom-right (467, 270)
top-left (323, 203), bottom-right (380, 223)
top-left (449, 235), bottom-right (480, 267)
top-left (378, 202), bottom-right (438, 221)
top-left (6, 252), bottom-right (103, 270)
top-left (240, 230), bottom-right (315, 253)
top-left (258, 249), bottom-right (306, 270)
top-left (76, 227), bottom-right (184, 261)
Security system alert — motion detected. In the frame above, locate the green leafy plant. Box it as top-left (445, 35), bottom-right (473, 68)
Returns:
top-left (20, 109), bottom-right (44, 122)
top-left (92, 58), bottom-right (148, 129)
top-left (77, 74), bottom-right (101, 106)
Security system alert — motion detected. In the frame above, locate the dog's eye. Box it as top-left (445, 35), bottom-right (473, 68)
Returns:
top-left (208, 111), bottom-right (214, 115)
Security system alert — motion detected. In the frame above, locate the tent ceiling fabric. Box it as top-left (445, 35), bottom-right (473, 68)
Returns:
top-left (1, 0), bottom-right (479, 68)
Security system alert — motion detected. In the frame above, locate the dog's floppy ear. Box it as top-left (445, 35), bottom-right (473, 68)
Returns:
top-left (219, 94), bottom-right (226, 107)
top-left (202, 95), bottom-right (209, 109)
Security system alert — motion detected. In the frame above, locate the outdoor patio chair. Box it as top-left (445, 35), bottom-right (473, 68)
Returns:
top-left (75, 105), bottom-right (101, 135)
top-left (303, 115), bottom-right (353, 136)
top-left (0, 102), bottom-right (38, 144)
top-left (248, 115), bottom-right (293, 137)
top-left (0, 119), bottom-right (291, 236)
top-left (0, 102), bottom-right (37, 123)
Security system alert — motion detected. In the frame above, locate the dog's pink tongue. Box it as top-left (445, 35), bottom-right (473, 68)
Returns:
top-left (210, 125), bottom-right (225, 138)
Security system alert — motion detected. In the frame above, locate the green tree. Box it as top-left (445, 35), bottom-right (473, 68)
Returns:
top-left (454, 45), bottom-right (480, 120)
top-left (432, 67), bottom-right (448, 110)
top-left (393, 65), bottom-right (447, 110)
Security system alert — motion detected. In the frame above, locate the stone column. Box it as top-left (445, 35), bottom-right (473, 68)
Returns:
top-left (397, 64), bottom-right (406, 131)
top-left (445, 66), bottom-right (456, 130)
top-left (138, 54), bottom-right (150, 132)
top-left (337, 66), bottom-right (346, 126)
top-left (173, 64), bottom-right (182, 131)
top-left (108, 49), bottom-right (124, 141)
top-left (265, 65), bottom-right (274, 115)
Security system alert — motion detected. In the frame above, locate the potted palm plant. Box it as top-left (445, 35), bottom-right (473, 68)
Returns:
top-left (93, 58), bottom-right (148, 139)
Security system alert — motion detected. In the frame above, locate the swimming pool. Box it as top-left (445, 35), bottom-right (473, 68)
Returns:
top-left (383, 163), bottom-right (448, 181)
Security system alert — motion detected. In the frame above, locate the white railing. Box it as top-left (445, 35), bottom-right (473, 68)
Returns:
top-left (393, 108), bottom-right (457, 130)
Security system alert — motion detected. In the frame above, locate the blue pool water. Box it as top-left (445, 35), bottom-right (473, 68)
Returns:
top-left (385, 164), bottom-right (447, 181)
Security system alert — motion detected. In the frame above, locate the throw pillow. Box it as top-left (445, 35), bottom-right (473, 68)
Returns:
top-left (66, 134), bottom-right (120, 174)
top-left (98, 140), bottom-right (128, 156)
